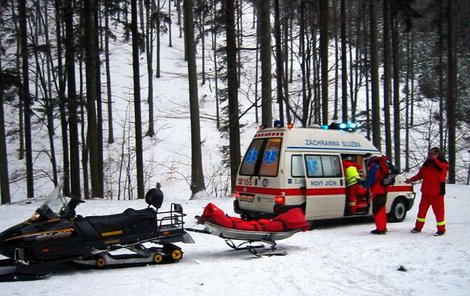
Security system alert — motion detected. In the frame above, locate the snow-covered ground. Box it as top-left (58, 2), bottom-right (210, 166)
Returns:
top-left (1, 184), bottom-right (469, 295)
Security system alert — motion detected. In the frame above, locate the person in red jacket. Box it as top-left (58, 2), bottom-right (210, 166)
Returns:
top-left (406, 147), bottom-right (449, 236)
top-left (342, 158), bottom-right (365, 214)
top-left (363, 154), bottom-right (387, 235)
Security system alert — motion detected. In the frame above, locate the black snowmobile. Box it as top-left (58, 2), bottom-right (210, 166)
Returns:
top-left (0, 185), bottom-right (194, 281)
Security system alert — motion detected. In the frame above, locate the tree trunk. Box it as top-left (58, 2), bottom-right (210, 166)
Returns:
top-left (274, 0), bottom-right (285, 126)
top-left (146, 0), bottom-right (155, 137)
top-left (258, 0), bottom-right (272, 128)
top-left (340, 0), bottom-right (348, 123)
top-left (438, 1), bottom-right (444, 151)
top-left (369, 0), bottom-right (381, 151)
top-left (0, 53), bottom-right (11, 204)
top-left (105, 1), bottom-right (115, 144)
top-left (19, 0), bottom-right (34, 198)
top-left (55, 0), bottom-right (70, 196)
top-left (156, 0), bottom-right (161, 78)
top-left (391, 13), bottom-right (401, 171)
top-left (212, 0), bottom-right (220, 128)
top-left (446, 0), bottom-right (456, 183)
top-left (383, 0), bottom-right (392, 159)
top-left (225, 0), bottom-right (241, 193)
top-left (168, 0), bottom-right (173, 47)
top-left (65, 0), bottom-right (81, 199)
top-left (84, 0), bottom-right (102, 198)
top-left (40, 0), bottom-right (58, 185)
top-left (319, 0), bottom-right (329, 125)
top-left (283, 11), bottom-right (292, 124)
top-left (300, 1), bottom-right (308, 127)
top-left (131, 0), bottom-right (146, 199)
top-left (184, 0), bottom-right (206, 196)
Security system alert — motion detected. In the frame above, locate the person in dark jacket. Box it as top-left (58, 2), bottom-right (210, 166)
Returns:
top-left (406, 147), bottom-right (449, 236)
top-left (363, 154), bottom-right (387, 235)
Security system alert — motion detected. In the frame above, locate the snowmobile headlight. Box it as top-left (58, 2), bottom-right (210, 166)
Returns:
top-left (30, 211), bottom-right (40, 221)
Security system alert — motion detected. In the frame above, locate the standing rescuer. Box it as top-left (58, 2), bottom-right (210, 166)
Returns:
top-left (406, 147), bottom-right (449, 236)
top-left (363, 154), bottom-right (387, 235)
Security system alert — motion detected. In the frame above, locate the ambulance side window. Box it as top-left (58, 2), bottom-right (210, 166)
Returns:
top-left (291, 155), bottom-right (305, 177)
top-left (322, 155), bottom-right (342, 177)
top-left (305, 155), bottom-right (342, 178)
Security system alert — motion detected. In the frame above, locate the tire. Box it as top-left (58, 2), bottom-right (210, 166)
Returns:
top-left (171, 249), bottom-right (183, 261)
top-left (95, 257), bottom-right (107, 268)
top-left (153, 253), bottom-right (164, 264)
top-left (388, 197), bottom-right (407, 222)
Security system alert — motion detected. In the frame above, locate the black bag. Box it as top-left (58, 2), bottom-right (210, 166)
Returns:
top-left (440, 182), bottom-right (446, 195)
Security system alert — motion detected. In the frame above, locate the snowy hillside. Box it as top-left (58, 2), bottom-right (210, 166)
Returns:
top-left (1, 184), bottom-right (469, 295)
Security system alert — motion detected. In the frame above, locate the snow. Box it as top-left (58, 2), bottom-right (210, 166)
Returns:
top-left (2, 2), bottom-right (470, 295)
top-left (1, 184), bottom-right (470, 295)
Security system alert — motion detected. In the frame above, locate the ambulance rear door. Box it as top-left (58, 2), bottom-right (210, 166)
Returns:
top-left (301, 153), bottom-right (346, 220)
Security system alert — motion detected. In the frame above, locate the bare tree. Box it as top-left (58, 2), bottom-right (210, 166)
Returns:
top-left (447, 0), bottom-right (456, 183)
top-left (19, 0), bottom-right (34, 198)
top-left (383, 0), bottom-right (392, 158)
top-left (391, 7), bottom-right (401, 171)
top-left (340, 0), bottom-right (348, 122)
top-left (225, 0), bottom-right (241, 193)
top-left (184, 0), bottom-right (206, 196)
top-left (55, 0), bottom-right (71, 196)
top-left (0, 49), bottom-right (11, 204)
top-left (258, 0), bottom-right (272, 128)
top-left (369, 0), bottom-right (381, 151)
top-left (131, 0), bottom-right (145, 199)
top-left (104, 1), bottom-right (115, 144)
top-left (319, 0), bottom-right (329, 125)
top-left (145, 0), bottom-right (155, 137)
top-left (65, 0), bottom-right (81, 199)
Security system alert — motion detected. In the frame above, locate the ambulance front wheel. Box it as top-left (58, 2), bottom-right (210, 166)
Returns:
top-left (388, 197), bottom-right (407, 222)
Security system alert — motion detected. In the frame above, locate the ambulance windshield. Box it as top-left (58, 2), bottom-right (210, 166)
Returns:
top-left (239, 137), bottom-right (282, 177)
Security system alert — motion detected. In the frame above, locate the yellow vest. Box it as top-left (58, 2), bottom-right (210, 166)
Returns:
top-left (345, 166), bottom-right (360, 187)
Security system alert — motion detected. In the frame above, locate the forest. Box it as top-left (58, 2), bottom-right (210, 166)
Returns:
top-left (0, 0), bottom-right (468, 203)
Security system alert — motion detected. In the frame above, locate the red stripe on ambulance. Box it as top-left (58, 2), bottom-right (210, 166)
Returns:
top-left (235, 186), bottom-right (345, 196)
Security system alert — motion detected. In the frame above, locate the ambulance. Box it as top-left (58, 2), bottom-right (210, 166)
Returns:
top-left (233, 123), bottom-right (415, 222)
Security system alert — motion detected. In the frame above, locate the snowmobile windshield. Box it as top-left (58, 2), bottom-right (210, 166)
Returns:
top-left (31, 185), bottom-right (71, 221)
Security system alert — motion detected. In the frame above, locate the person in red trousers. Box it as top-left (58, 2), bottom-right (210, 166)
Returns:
top-left (343, 158), bottom-right (364, 214)
top-left (406, 147), bottom-right (448, 236)
top-left (363, 154), bottom-right (387, 235)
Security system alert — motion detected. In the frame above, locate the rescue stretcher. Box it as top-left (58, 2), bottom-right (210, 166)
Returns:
top-left (188, 216), bottom-right (305, 257)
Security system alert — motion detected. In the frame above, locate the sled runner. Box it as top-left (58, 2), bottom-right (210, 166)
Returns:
top-left (192, 218), bottom-right (303, 256)
top-left (188, 203), bottom-right (309, 257)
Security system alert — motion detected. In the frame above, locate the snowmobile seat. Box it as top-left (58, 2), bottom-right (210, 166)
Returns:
top-left (77, 208), bottom-right (158, 240)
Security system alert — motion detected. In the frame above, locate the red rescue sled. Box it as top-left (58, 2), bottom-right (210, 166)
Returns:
top-left (189, 203), bottom-right (310, 256)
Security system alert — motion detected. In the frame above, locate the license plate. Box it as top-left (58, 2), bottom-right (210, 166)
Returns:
top-left (239, 195), bottom-right (254, 202)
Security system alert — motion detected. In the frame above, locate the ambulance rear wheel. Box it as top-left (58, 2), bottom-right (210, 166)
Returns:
top-left (389, 198), bottom-right (407, 222)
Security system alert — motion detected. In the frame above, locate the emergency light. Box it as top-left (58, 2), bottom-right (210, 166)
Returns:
top-left (320, 122), bottom-right (359, 132)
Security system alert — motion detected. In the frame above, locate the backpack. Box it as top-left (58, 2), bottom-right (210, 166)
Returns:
top-left (375, 156), bottom-right (397, 186)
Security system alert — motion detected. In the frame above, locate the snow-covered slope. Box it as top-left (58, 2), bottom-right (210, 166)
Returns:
top-left (1, 184), bottom-right (469, 295)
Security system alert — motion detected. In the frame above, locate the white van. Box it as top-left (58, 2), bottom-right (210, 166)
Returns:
top-left (234, 124), bottom-right (415, 222)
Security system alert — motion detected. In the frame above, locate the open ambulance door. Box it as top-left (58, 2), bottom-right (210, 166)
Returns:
top-left (301, 154), bottom-right (347, 220)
